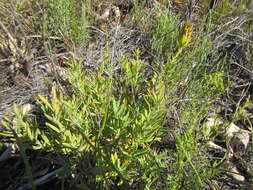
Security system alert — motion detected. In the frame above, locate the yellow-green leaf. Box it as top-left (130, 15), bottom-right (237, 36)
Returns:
top-left (38, 95), bottom-right (53, 110)
top-left (46, 122), bottom-right (61, 133)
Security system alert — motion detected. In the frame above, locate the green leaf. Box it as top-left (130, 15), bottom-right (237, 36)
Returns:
top-left (0, 131), bottom-right (14, 137)
top-left (13, 104), bottom-right (21, 116)
top-left (46, 122), bottom-right (61, 133)
top-left (38, 95), bottom-right (53, 110)
top-left (41, 133), bottom-right (50, 145)
top-left (26, 124), bottom-right (34, 141)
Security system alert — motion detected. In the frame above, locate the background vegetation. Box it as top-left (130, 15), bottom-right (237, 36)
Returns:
top-left (0, 0), bottom-right (253, 189)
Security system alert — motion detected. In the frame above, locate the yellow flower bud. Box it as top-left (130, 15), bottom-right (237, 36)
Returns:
top-left (178, 21), bottom-right (194, 47)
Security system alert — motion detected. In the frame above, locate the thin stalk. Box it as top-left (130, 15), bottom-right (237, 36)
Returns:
top-left (13, 130), bottom-right (36, 190)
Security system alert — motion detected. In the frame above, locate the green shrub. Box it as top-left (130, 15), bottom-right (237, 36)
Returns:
top-left (152, 10), bottom-right (179, 56)
top-left (3, 51), bottom-right (171, 188)
top-left (44, 0), bottom-right (90, 46)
